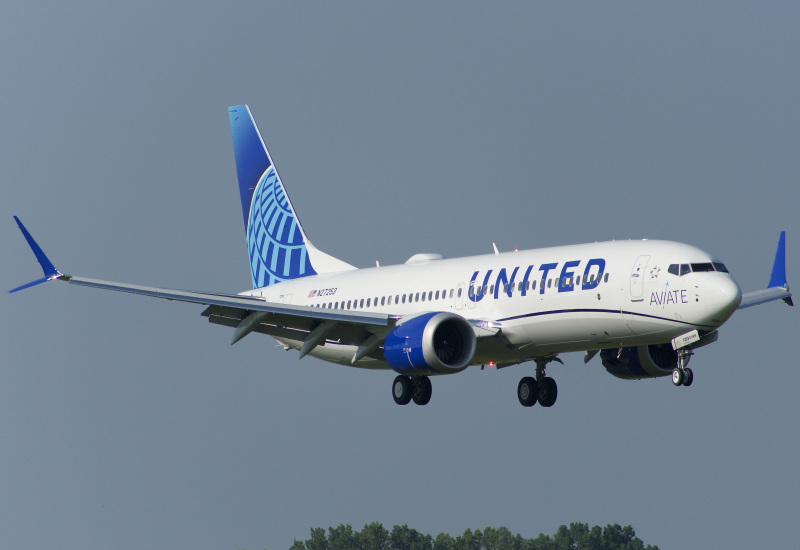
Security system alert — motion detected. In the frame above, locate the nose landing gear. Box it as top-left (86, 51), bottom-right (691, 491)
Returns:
top-left (672, 348), bottom-right (694, 387)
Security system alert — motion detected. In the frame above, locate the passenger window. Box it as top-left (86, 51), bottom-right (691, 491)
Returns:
top-left (415, 293), bottom-right (420, 302)
top-left (421, 292), bottom-right (426, 302)
top-left (490, 285), bottom-right (495, 294)
top-left (402, 294), bottom-right (406, 304)
top-left (347, 300), bottom-right (351, 309)
top-left (547, 279), bottom-right (552, 288)
top-left (457, 288), bottom-right (462, 298)
top-left (381, 296), bottom-right (386, 306)
top-left (532, 280), bottom-right (537, 290)
top-left (366, 298), bottom-right (371, 307)
top-left (428, 291), bottom-right (433, 301)
top-left (604, 273), bottom-right (609, 283)
top-left (576, 276), bottom-right (581, 285)
top-left (435, 290), bottom-right (440, 300)
top-left (450, 289), bottom-right (454, 298)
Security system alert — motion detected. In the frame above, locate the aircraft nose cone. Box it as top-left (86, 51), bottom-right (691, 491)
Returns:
top-left (709, 275), bottom-right (742, 323)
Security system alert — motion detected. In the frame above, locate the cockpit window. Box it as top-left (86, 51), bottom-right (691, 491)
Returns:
top-left (691, 263), bottom-right (715, 272)
top-left (669, 262), bottom-right (729, 275)
top-left (668, 264), bottom-right (692, 276)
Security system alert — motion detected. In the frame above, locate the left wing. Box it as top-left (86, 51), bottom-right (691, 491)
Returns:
top-left (10, 217), bottom-right (395, 361)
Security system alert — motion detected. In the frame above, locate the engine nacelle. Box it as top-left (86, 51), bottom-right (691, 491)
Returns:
top-left (383, 312), bottom-right (476, 376)
top-left (600, 343), bottom-right (684, 380)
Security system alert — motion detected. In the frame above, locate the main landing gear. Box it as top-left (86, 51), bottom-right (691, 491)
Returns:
top-left (517, 358), bottom-right (560, 408)
top-left (392, 375), bottom-right (432, 406)
top-left (672, 348), bottom-right (694, 387)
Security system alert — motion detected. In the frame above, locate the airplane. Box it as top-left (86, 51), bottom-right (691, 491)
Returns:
top-left (10, 104), bottom-right (793, 408)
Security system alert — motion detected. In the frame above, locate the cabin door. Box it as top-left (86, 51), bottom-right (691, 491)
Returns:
top-left (630, 255), bottom-right (650, 301)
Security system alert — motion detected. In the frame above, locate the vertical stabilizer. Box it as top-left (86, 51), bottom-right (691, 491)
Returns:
top-left (228, 105), bottom-right (355, 288)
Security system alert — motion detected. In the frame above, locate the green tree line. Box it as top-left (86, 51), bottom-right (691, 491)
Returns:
top-left (285, 522), bottom-right (659, 550)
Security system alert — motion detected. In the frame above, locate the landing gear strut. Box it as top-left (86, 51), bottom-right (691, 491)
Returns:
top-left (672, 348), bottom-right (694, 387)
top-left (517, 357), bottom-right (560, 408)
top-left (392, 375), bottom-right (432, 405)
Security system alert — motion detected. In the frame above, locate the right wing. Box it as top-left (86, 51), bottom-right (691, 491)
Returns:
top-left (739, 231), bottom-right (793, 309)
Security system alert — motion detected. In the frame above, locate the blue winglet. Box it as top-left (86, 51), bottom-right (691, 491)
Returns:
top-left (768, 231), bottom-right (788, 289)
top-left (10, 216), bottom-right (63, 293)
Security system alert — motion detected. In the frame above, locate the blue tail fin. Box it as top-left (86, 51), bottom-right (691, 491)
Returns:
top-left (229, 105), bottom-right (320, 288)
top-left (229, 105), bottom-right (355, 288)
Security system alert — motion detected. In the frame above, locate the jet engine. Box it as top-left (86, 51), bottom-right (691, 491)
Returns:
top-left (383, 312), bottom-right (476, 376)
top-left (600, 343), bottom-right (682, 380)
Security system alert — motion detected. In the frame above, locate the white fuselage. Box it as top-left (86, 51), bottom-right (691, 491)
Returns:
top-left (240, 239), bottom-right (742, 369)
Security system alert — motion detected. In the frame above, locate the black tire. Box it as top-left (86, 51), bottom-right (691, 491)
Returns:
top-left (392, 375), bottom-right (412, 405)
top-left (412, 376), bottom-right (433, 405)
top-left (682, 367), bottom-right (693, 387)
top-left (538, 377), bottom-right (558, 407)
top-left (672, 368), bottom-right (684, 386)
top-left (517, 376), bottom-right (538, 407)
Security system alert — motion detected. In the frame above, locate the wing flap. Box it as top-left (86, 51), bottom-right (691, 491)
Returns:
top-left (68, 276), bottom-right (392, 326)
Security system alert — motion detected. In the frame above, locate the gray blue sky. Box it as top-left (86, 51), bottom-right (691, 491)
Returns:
top-left (2, 3), bottom-right (798, 549)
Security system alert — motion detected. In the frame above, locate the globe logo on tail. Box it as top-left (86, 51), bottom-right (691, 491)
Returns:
top-left (247, 167), bottom-right (315, 287)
